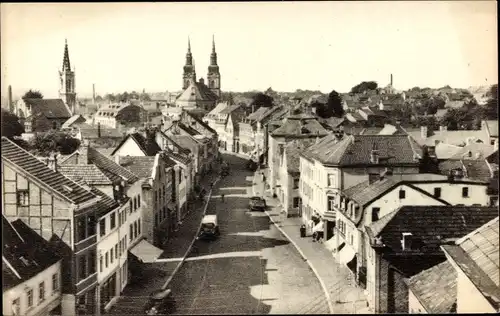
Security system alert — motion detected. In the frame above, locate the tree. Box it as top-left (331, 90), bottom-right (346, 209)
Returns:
top-left (1, 109), bottom-right (25, 138)
top-left (22, 89), bottom-right (43, 99)
top-left (30, 131), bottom-right (80, 156)
top-left (350, 81), bottom-right (378, 94)
top-left (317, 90), bottom-right (344, 118)
top-left (439, 108), bottom-right (461, 130)
top-left (481, 84), bottom-right (498, 120)
top-left (251, 92), bottom-right (274, 108)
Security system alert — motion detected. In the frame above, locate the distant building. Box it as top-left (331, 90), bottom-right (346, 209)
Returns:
top-left (59, 40), bottom-right (77, 114)
top-left (93, 102), bottom-right (144, 129)
top-left (175, 37), bottom-right (220, 111)
top-left (15, 98), bottom-right (72, 133)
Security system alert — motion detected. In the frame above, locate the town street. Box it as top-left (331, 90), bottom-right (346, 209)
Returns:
top-left (167, 154), bottom-right (329, 314)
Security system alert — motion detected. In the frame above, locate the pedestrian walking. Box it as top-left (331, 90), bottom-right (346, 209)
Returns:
top-left (221, 194), bottom-right (225, 202)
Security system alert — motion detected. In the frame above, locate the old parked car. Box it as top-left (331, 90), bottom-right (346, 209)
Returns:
top-left (197, 215), bottom-right (220, 240)
top-left (249, 196), bottom-right (266, 211)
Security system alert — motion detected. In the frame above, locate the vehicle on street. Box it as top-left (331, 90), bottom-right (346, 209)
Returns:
top-left (249, 196), bottom-right (267, 211)
top-left (198, 214), bottom-right (220, 240)
top-left (144, 288), bottom-right (176, 315)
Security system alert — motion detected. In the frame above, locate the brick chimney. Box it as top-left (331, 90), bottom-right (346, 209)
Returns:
top-left (47, 153), bottom-right (58, 172)
top-left (421, 126), bottom-right (428, 139)
top-left (78, 140), bottom-right (90, 165)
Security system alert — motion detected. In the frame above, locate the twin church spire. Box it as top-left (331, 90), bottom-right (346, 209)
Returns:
top-left (182, 36), bottom-right (221, 98)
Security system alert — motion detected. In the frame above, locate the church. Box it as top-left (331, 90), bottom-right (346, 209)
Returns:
top-left (175, 36), bottom-right (221, 112)
top-left (14, 40), bottom-right (76, 132)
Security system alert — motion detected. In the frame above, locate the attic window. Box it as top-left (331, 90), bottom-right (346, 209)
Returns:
top-left (62, 185), bottom-right (74, 193)
top-left (401, 232), bottom-right (413, 251)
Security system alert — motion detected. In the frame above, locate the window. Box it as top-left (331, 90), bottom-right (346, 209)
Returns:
top-left (399, 189), bottom-right (406, 199)
top-left (328, 174), bottom-right (336, 187)
top-left (138, 195), bottom-right (141, 207)
top-left (434, 187), bottom-right (441, 198)
top-left (129, 224), bottom-right (133, 241)
top-left (115, 244), bottom-right (118, 259)
top-left (138, 219), bottom-right (141, 235)
top-left (491, 140), bottom-right (496, 145)
top-left (78, 256), bottom-right (86, 280)
top-left (100, 256), bottom-right (103, 272)
top-left (129, 200), bottom-right (133, 214)
top-left (99, 219), bottom-right (106, 237)
top-left (89, 251), bottom-right (96, 274)
top-left (371, 207), bottom-right (380, 222)
top-left (77, 216), bottom-right (86, 241)
top-left (16, 190), bottom-right (29, 206)
top-left (110, 248), bottom-right (114, 264)
top-left (27, 288), bottom-right (33, 308)
top-left (105, 252), bottom-right (109, 268)
top-left (52, 273), bottom-right (59, 294)
top-left (462, 187), bottom-right (469, 197)
top-left (155, 214), bottom-right (159, 227)
top-left (39, 281), bottom-right (45, 302)
top-left (134, 197), bottom-right (137, 210)
top-left (293, 178), bottom-right (299, 189)
top-left (12, 298), bottom-right (20, 315)
top-left (87, 215), bottom-right (96, 236)
top-left (110, 212), bottom-right (116, 229)
top-left (134, 221), bottom-right (138, 238)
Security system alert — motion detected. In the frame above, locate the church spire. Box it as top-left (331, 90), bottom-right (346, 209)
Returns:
top-left (185, 36), bottom-right (193, 65)
top-left (210, 34), bottom-right (217, 66)
top-left (62, 39), bottom-right (71, 71)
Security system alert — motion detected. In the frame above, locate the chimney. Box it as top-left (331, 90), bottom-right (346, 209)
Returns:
top-left (97, 122), bottom-right (101, 138)
top-left (401, 232), bottom-right (413, 251)
top-left (92, 84), bottom-right (96, 104)
top-left (8, 85), bottom-right (13, 113)
top-left (390, 74), bottom-right (393, 87)
top-left (47, 153), bottom-right (58, 172)
top-left (114, 155), bottom-right (121, 165)
top-left (78, 140), bottom-right (90, 165)
top-left (421, 126), bottom-right (428, 139)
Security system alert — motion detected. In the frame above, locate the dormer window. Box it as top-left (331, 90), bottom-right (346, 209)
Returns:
top-left (401, 232), bottom-right (413, 251)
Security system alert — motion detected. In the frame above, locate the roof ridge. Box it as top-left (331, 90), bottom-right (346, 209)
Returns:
top-left (88, 146), bottom-right (138, 181)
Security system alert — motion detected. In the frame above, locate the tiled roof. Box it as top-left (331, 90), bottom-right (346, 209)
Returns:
top-left (441, 217), bottom-right (500, 309)
top-left (176, 81), bottom-right (218, 102)
top-left (119, 156), bottom-right (156, 178)
top-left (484, 120), bottom-right (499, 138)
top-left (271, 116), bottom-right (329, 137)
top-left (1, 137), bottom-right (97, 205)
top-left (343, 177), bottom-right (398, 206)
top-left (406, 129), bottom-right (489, 147)
top-left (438, 159), bottom-right (492, 182)
top-left (378, 124), bottom-right (408, 136)
top-left (247, 107), bottom-right (275, 122)
top-left (112, 132), bottom-right (162, 157)
top-left (177, 122), bottom-right (201, 136)
top-left (80, 127), bottom-right (124, 139)
top-left (88, 146), bottom-right (139, 184)
top-left (2, 216), bottom-right (62, 291)
top-left (434, 142), bottom-right (463, 159)
top-left (450, 143), bottom-right (497, 160)
top-left (23, 98), bottom-right (72, 119)
top-left (183, 111), bottom-right (217, 135)
top-left (359, 127), bottom-right (384, 135)
top-left (303, 134), bottom-right (422, 167)
top-left (285, 139), bottom-right (317, 174)
top-left (320, 117), bottom-right (345, 129)
top-left (165, 149), bottom-right (191, 165)
top-left (58, 164), bottom-right (113, 185)
top-left (168, 134), bottom-right (199, 153)
top-left (346, 112), bottom-right (366, 122)
top-left (78, 184), bottom-right (121, 218)
top-left (157, 131), bottom-right (191, 155)
top-left (370, 206), bottom-right (498, 254)
top-left (206, 102), bottom-right (229, 117)
top-left (61, 114), bottom-right (86, 129)
top-left (408, 261), bottom-right (457, 313)
top-left (219, 104), bottom-right (241, 115)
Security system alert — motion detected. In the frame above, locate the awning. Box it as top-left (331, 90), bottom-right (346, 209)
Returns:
top-left (129, 239), bottom-right (163, 263)
top-left (338, 243), bottom-right (356, 265)
top-left (312, 221), bottom-right (324, 233)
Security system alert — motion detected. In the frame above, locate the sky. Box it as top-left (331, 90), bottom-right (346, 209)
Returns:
top-left (1, 1), bottom-right (497, 99)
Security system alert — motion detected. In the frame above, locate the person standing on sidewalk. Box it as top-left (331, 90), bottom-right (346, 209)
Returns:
top-left (221, 193), bottom-right (225, 202)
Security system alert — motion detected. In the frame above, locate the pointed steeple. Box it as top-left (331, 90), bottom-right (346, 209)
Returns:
top-left (62, 39), bottom-right (71, 71)
top-left (210, 34), bottom-right (218, 66)
top-left (185, 36), bottom-right (193, 66)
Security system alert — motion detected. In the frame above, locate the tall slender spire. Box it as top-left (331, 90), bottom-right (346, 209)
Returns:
top-left (185, 36), bottom-right (193, 66)
top-left (210, 34), bottom-right (218, 66)
top-left (62, 38), bottom-right (71, 71)
top-left (188, 36), bottom-right (191, 53)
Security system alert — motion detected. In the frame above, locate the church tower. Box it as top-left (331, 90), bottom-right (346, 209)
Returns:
top-left (59, 39), bottom-right (77, 114)
top-left (207, 35), bottom-right (221, 98)
top-left (183, 37), bottom-right (197, 89)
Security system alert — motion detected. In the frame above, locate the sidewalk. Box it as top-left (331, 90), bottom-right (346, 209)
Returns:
top-left (108, 172), bottom-right (220, 315)
top-left (253, 170), bottom-right (372, 314)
